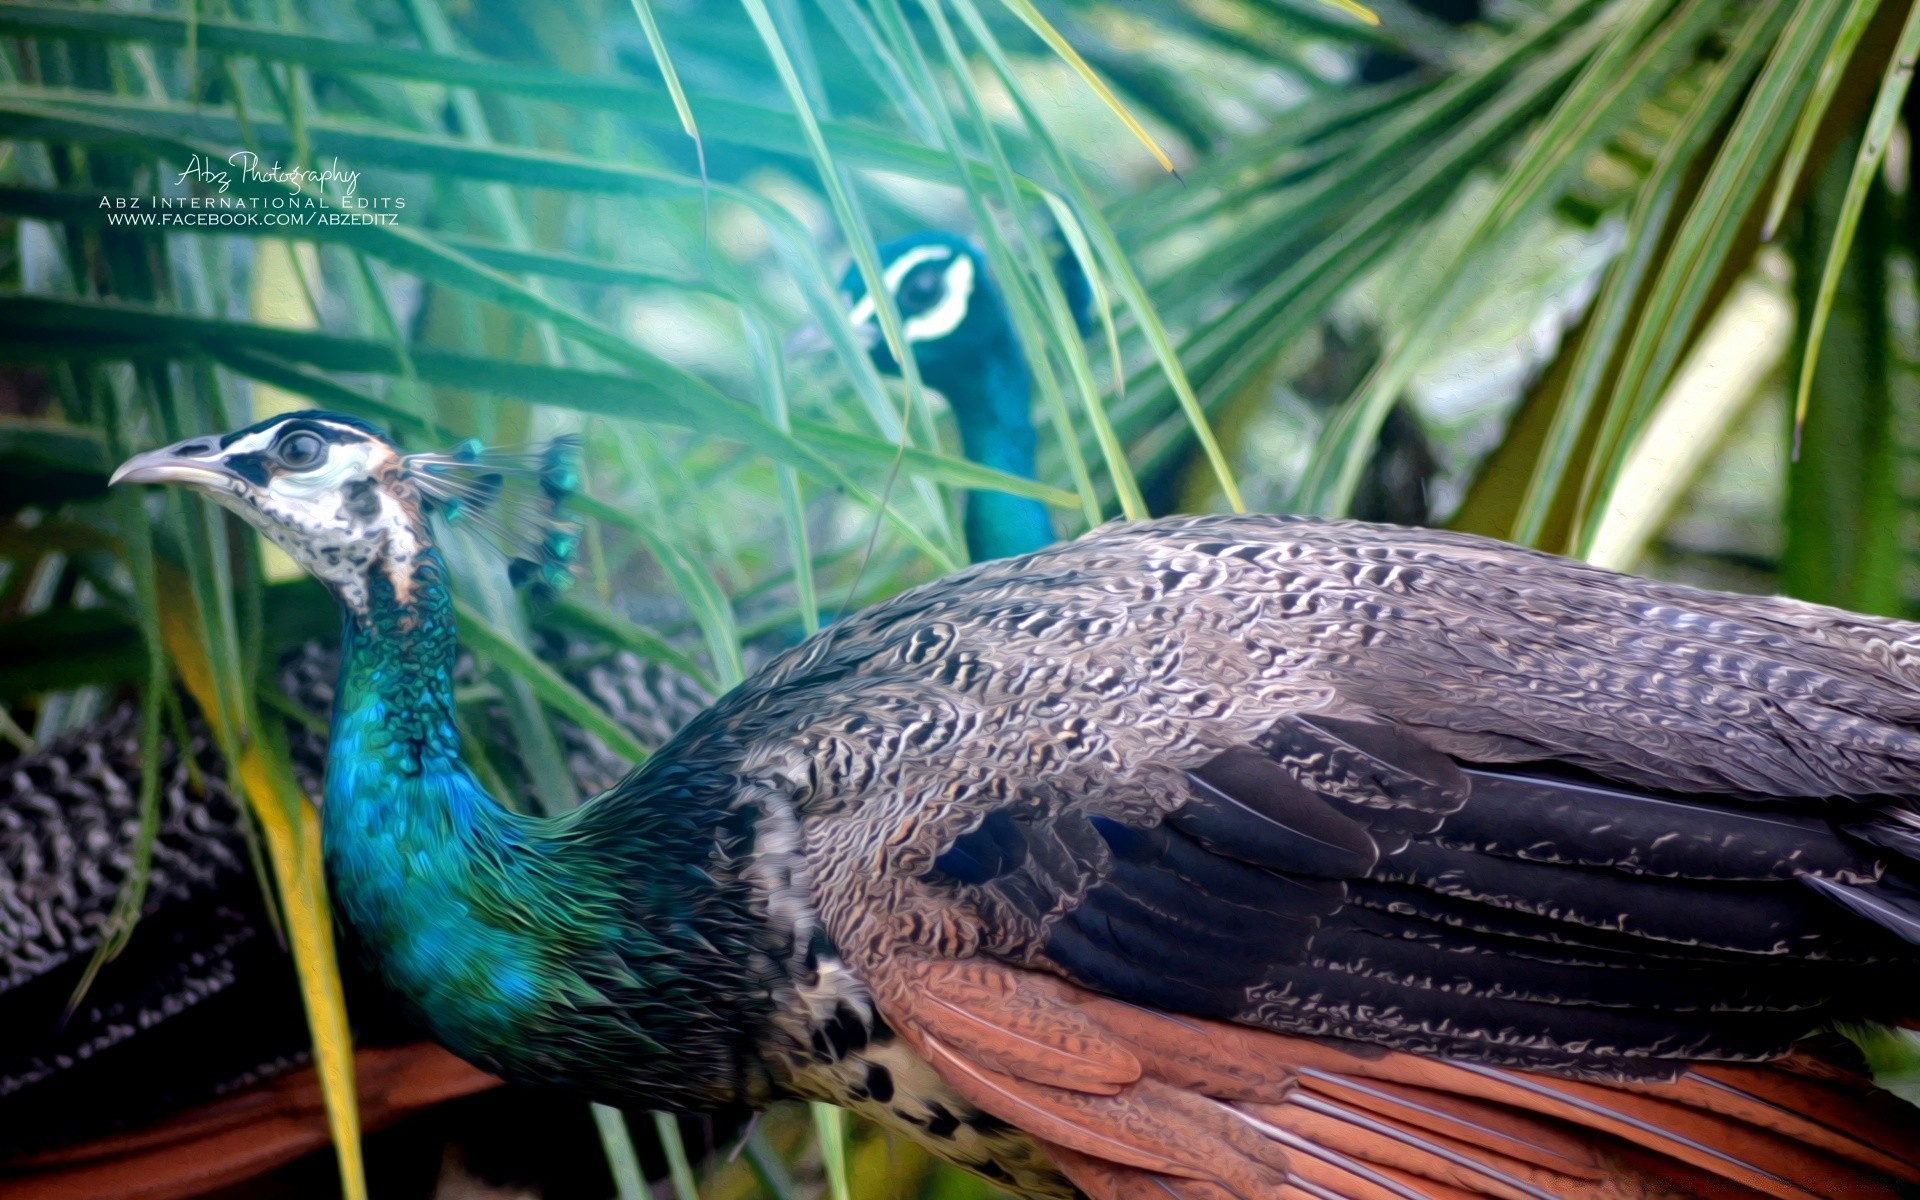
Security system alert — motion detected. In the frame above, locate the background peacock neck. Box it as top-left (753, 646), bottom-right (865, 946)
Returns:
top-left (939, 339), bottom-right (1055, 562)
top-left (319, 546), bottom-right (775, 1107)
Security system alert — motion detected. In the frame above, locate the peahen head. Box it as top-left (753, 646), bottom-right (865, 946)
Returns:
top-left (112, 412), bottom-right (427, 611)
top-left (835, 232), bottom-right (1086, 561)
top-left (111, 411), bottom-right (579, 609)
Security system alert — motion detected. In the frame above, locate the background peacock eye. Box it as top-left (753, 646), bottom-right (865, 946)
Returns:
top-left (277, 430), bottom-right (325, 470)
top-left (896, 262), bottom-right (947, 316)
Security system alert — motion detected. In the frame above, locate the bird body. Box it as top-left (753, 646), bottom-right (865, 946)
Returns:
top-left (114, 414), bottom-right (1920, 1200)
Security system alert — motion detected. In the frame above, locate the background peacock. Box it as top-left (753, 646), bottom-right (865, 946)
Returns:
top-left (0, 229), bottom-right (1064, 1172)
top-left (109, 402), bottom-right (1920, 1200)
top-left (830, 230), bottom-right (1084, 563)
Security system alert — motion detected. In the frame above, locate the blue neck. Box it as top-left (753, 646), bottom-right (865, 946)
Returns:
top-left (321, 552), bottom-right (552, 1066)
top-left (318, 550), bottom-right (776, 1108)
top-left (938, 342), bottom-right (1053, 563)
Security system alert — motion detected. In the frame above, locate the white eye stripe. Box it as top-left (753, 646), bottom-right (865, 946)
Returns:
top-left (842, 244), bottom-right (962, 334)
top-left (904, 253), bottom-right (975, 343)
top-left (221, 427), bottom-right (281, 457)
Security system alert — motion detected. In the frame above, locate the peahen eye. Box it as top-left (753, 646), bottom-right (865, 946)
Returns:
top-left (896, 262), bottom-right (947, 316)
top-left (277, 430), bottom-right (325, 470)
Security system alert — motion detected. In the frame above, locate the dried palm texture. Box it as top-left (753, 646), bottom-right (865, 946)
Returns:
top-left (0, 702), bottom-right (311, 1155)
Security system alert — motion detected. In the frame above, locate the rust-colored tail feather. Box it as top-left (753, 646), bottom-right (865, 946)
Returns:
top-left (871, 956), bottom-right (1920, 1200)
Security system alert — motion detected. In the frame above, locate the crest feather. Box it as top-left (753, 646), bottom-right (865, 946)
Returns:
top-left (406, 435), bottom-right (582, 602)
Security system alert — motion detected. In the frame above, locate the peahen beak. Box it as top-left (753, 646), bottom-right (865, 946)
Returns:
top-left (110, 437), bottom-right (242, 491)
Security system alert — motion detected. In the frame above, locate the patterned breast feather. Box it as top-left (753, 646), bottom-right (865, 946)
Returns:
top-left (713, 514), bottom-right (1920, 1200)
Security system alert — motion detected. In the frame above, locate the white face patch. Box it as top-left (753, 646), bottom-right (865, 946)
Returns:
top-left (842, 245), bottom-right (977, 346)
top-left (903, 252), bottom-right (974, 343)
top-left (222, 436), bottom-right (425, 612)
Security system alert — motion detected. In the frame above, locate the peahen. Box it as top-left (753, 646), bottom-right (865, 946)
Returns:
top-left (113, 408), bottom-right (1920, 1200)
top-left (0, 230), bottom-right (1061, 1181)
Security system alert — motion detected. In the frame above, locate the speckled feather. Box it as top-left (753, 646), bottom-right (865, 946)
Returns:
top-left (594, 513), bottom-right (1920, 1195)
top-left (703, 517), bottom-right (1920, 948)
top-left (115, 412), bottom-right (1920, 1200)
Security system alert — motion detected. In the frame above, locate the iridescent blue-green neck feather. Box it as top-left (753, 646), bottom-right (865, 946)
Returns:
top-left (938, 336), bottom-right (1055, 564)
top-left (322, 548), bottom-right (775, 1109)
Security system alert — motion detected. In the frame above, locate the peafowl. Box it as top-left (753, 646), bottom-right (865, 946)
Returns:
top-left (837, 231), bottom-right (1086, 562)
top-left (0, 231), bottom-right (1062, 1177)
top-left (113, 408), bottom-right (1920, 1200)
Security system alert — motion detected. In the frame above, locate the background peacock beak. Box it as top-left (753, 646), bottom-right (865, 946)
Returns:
top-left (109, 440), bottom-right (241, 490)
top-left (784, 318), bottom-right (879, 359)
top-left (784, 320), bottom-right (835, 359)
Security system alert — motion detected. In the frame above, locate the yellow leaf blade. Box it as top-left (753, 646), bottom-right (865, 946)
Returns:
top-left (158, 576), bottom-right (366, 1200)
top-left (992, 0), bottom-right (1176, 174)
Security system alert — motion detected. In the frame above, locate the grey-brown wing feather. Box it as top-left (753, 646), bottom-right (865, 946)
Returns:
top-left (696, 515), bottom-right (1920, 1076)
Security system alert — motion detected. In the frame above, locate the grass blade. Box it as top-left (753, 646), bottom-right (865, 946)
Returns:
top-left (454, 597), bottom-right (652, 764)
top-left (745, 312), bottom-right (818, 634)
top-left (595, 1106), bottom-right (650, 1200)
top-left (552, 598), bottom-right (716, 693)
top-left (1510, 1), bottom-right (1785, 546)
top-left (1762, 0), bottom-right (1885, 240)
top-left (156, 567), bottom-right (364, 1200)
top-left (67, 456), bottom-right (168, 1010)
top-left (990, 0), bottom-right (1175, 172)
top-left (812, 1101), bottom-right (853, 1200)
top-left (0, 296), bottom-right (1073, 511)
top-left (1572, 0), bottom-right (1844, 552)
top-left (626, 0), bottom-right (709, 241)
top-left (947, 0), bottom-right (1245, 510)
top-left (1295, 0), bottom-right (1695, 517)
top-left (654, 1110), bottom-right (703, 1200)
top-left (573, 494), bottom-right (748, 688)
top-left (1791, 0), bottom-right (1920, 450)
top-left (892, 0), bottom-right (1119, 522)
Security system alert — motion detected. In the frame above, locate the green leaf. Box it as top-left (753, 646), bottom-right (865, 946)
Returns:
top-left (0, 295), bottom-right (1075, 509)
top-left (947, 0), bottom-right (1245, 510)
top-left (1572, 0), bottom-right (1842, 552)
top-left (0, 4), bottom-right (995, 186)
top-left (1784, 125), bottom-right (1901, 615)
top-left (626, 0), bottom-right (709, 229)
top-left (0, 608), bottom-right (145, 697)
top-left (1510, 2), bottom-right (1786, 546)
top-left (1791, 0), bottom-right (1920, 447)
top-left (550, 598), bottom-right (716, 694)
top-left (1295, 0), bottom-right (1724, 516)
top-left (593, 1106), bottom-right (650, 1200)
top-left (0, 415), bottom-right (110, 510)
top-left (989, 0), bottom-right (1176, 173)
top-left (652, 1111), bottom-right (702, 1200)
top-left (454, 597), bottom-right (652, 764)
top-left (812, 1101), bottom-right (853, 1200)
top-left (1762, 0), bottom-right (1886, 240)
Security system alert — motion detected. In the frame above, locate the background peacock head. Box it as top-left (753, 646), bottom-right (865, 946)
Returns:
top-left (837, 232), bottom-right (1006, 391)
top-left (110, 411), bottom-right (579, 610)
top-left (830, 231), bottom-right (1088, 561)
